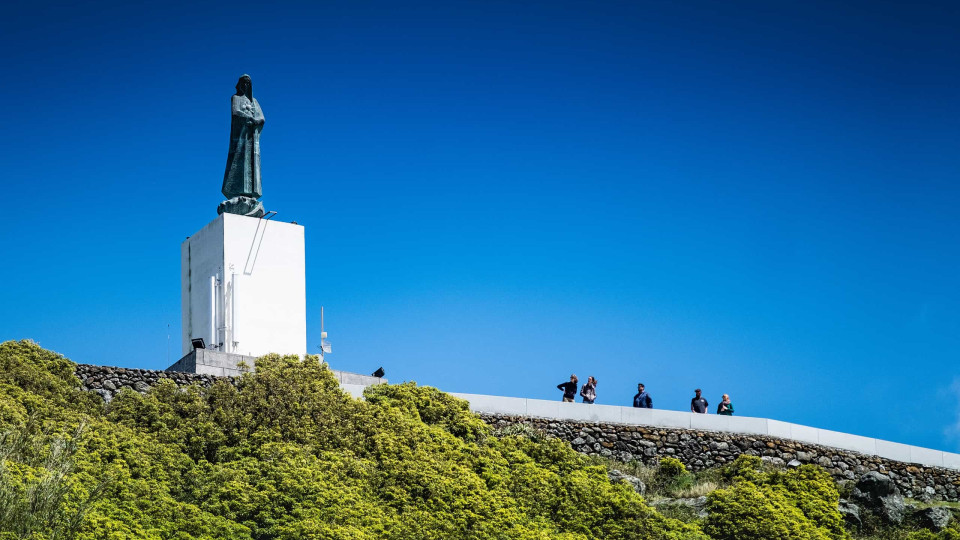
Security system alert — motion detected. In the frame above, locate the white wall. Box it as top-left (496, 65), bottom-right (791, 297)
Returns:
top-left (222, 213), bottom-right (306, 357)
top-left (181, 217), bottom-right (224, 354)
top-left (181, 214), bottom-right (306, 357)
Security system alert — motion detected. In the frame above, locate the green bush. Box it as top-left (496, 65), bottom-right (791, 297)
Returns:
top-left (658, 456), bottom-right (687, 478)
top-left (0, 340), bottom-right (708, 540)
top-left (705, 480), bottom-right (833, 540)
top-left (767, 465), bottom-right (846, 537)
top-left (654, 456), bottom-right (695, 495)
top-left (723, 454), bottom-right (765, 483)
top-left (705, 455), bottom-right (849, 540)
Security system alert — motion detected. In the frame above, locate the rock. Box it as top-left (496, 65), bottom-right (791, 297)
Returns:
top-left (608, 470), bottom-right (646, 495)
top-left (134, 381), bottom-right (151, 393)
top-left (838, 499), bottom-right (861, 530)
top-left (818, 456), bottom-right (833, 467)
top-left (919, 485), bottom-right (936, 503)
top-left (651, 496), bottom-right (709, 519)
top-left (915, 506), bottom-right (952, 531)
top-left (787, 459), bottom-right (802, 468)
top-left (103, 380), bottom-right (117, 391)
top-left (761, 456), bottom-right (785, 467)
top-left (853, 471), bottom-right (905, 524)
top-left (796, 451), bottom-right (813, 462)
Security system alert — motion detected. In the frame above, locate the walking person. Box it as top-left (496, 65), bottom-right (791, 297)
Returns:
top-left (557, 375), bottom-right (578, 402)
top-left (690, 389), bottom-right (708, 414)
top-left (632, 383), bottom-right (652, 408)
top-left (580, 376), bottom-right (597, 404)
top-left (717, 394), bottom-right (734, 415)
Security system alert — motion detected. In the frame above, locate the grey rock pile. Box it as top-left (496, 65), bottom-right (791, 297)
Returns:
top-left (852, 471), bottom-right (906, 524)
top-left (607, 469), bottom-right (646, 495)
top-left (915, 506), bottom-right (953, 531)
top-left (649, 496), bottom-right (709, 519)
top-left (842, 471), bottom-right (954, 532)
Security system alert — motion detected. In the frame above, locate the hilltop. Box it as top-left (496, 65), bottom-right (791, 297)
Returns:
top-left (0, 340), bottom-right (956, 539)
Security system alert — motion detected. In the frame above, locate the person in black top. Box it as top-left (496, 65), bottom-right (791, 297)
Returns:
top-left (690, 388), bottom-right (708, 414)
top-left (557, 374), bottom-right (578, 402)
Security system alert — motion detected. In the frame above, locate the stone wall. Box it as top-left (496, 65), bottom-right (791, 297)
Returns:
top-left (75, 364), bottom-right (225, 402)
top-left (74, 363), bottom-right (385, 402)
top-left (481, 413), bottom-right (960, 502)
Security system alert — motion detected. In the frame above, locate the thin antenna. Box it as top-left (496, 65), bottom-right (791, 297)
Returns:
top-left (319, 306), bottom-right (331, 357)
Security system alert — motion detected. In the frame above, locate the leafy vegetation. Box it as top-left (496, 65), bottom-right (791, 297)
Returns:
top-left (0, 340), bottom-right (703, 539)
top-left (1, 339), bottom-right (958, 539)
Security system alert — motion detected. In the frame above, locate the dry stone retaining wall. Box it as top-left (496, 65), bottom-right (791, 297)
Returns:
top-left (481, 413), bottom-right (960, 502)
top-left (74, 362), bottom-right (384, 402)
top-left (75, 364), bottom-right (225, 402)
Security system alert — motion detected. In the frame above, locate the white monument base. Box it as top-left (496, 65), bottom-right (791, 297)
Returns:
top-left (180, 213), bottom-right (306, 358)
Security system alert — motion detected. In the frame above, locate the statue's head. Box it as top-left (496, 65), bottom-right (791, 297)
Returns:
top-left (235, 75), bottom-right (253, 97)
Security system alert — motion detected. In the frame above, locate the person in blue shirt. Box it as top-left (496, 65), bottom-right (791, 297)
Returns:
top-left (633, 383), bottom-right (652, 408)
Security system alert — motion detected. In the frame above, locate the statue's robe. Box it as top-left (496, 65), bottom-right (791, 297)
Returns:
top-left (222, 94), bottom-right (264, 199)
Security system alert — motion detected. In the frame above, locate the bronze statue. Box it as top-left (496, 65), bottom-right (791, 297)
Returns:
top-left (219, 74), bottom-right (265, 217)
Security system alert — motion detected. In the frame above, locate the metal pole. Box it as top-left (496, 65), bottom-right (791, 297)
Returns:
top-left (210, 275), bottom-right (216, 350)
top-left (231, 270), bottom-right (237, 352)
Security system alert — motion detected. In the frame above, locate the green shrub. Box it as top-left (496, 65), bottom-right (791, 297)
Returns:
top-left (0, 341), bottom-right (709, 540)
top-left (724, 454), bottom-right (765, 483)
top-left (706, 456), bottom-right (849, 540)
top-left (705, 481), bottom-right (834, 540)
top-left (658, 456), bottom-right (687, 478)
top-left (0, 425), bottom-right (102, 540)
top-left (654, 456), bottom-right (695, 496)
top-left (768, 465), bottom-right (846, 537)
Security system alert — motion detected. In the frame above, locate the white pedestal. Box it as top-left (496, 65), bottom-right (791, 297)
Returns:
top-left (180, 213), bottom-right (306, 358)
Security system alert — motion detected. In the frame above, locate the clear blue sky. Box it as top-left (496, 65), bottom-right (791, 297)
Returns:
top-left (2, 0), bottom-right (958, 451)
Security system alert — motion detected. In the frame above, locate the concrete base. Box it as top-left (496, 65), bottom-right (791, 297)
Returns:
top-left (166, 349), bottom-right (388, 387)
top-left (167, 349), bottom-right (258, 377)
